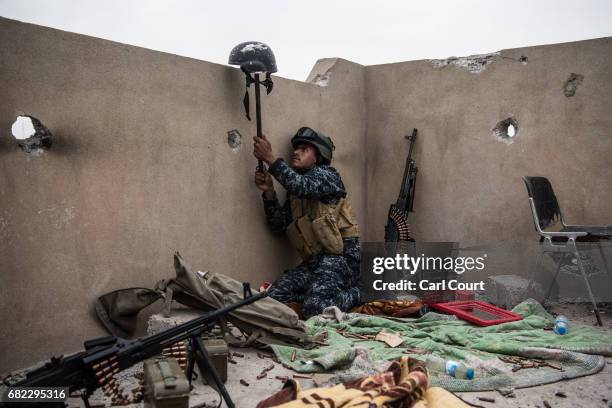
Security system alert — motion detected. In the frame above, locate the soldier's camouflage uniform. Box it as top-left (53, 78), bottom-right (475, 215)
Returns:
top-left (262, 158), bottom-right (361, 318)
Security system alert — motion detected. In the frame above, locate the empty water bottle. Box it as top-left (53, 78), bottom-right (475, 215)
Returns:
top-left (554, 315), bottom-right (569, 335)
top-left (426, 355), bottom-right (474, 380)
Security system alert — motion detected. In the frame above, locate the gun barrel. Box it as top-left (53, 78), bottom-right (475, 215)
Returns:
top-left (407, 128), bottom-right (417, 160)
top-left (396, 129), bottom-right (418, 209)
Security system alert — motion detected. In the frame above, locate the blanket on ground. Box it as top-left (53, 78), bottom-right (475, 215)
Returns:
top-left (271, 300), bottom-right (612, 391)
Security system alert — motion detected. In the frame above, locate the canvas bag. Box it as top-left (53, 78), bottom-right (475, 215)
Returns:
top-left (96, 252), bottom-right (319, 348)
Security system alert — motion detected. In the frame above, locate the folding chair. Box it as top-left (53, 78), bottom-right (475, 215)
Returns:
top-left (523, 176), bottom-right (612, 326)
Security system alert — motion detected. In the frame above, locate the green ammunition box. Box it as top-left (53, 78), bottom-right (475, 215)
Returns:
top-left (202, 338), bottom-right (228, 383)
top-left (143, 356), bottom-right (190, 408)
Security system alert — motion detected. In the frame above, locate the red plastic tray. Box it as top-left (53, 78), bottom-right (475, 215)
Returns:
top-left (430, 300), bottom-right (523, 326)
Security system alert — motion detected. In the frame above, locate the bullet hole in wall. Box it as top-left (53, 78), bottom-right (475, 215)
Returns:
top-left (507, 124), bottom-right (516, 137)
top-left (493, 117), bottom-right (519, 144)
top-left (11, 115), bottom-right (53, 154)
top-left (227, 129), bottom-right (242, 153)
top-left (564, 73), bottom-right (584, 97)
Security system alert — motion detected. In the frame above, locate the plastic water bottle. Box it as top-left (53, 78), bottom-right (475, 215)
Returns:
top-left (426, 356), bottom-right (474, 380)
top-left (554, 315), bottom-right (569, 335)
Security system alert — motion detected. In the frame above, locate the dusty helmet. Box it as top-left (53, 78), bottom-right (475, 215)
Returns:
top-left (291, 127), bottom-right (335, 164)
top-left (228, 41), bottom-right (277, 74)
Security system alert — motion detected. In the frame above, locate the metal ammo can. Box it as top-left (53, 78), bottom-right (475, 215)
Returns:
top-left (202, 338), bottom-right (229, 383)
top-left (144, 356), bottom-right (190, 408)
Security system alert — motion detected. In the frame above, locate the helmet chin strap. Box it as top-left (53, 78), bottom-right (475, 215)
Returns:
top-left (241, 69), bottom-right (274, 122)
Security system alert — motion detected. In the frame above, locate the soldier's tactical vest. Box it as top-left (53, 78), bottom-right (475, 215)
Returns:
top-left (286, 195), bottom-right (360, 260)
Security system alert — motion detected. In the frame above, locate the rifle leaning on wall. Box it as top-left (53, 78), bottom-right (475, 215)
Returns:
top-left (384, 128), bottom-right (418, 242)
top-left (3, 283), bottom-right (265, 408)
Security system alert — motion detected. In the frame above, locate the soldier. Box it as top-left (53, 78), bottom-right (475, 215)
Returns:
top-left (253, 127), bottom-right (361, 318)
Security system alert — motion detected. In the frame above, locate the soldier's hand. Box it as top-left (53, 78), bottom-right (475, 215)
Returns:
top-left (253, 134), bottom-right (276, 165)
top-left (254, 170), bottom-right (274, 192)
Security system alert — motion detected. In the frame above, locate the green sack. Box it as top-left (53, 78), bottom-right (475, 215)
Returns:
top-left (95, 252), bottom-right (320, 348)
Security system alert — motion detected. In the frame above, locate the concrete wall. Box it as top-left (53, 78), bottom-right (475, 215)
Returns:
top-left (1, 16), bottom-right (611, 372)
top-left (364, 38), bottom-right (612, 243)
top-left (0, 17), bottom-right (366, 371)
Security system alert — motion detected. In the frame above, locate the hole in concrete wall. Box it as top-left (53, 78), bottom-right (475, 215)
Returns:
top-left (507, 124), bottom-right (516, 137)
top-left (10, 115), bottom-right (53, 154)
top-left (311, 72), bottom-right (330, 87)
top-left (563, 73), bottom-right (584, 97)
top-left (12, 116), bottom-right (36, 140)
top-left (493, 117), bottom-right (519, 144)
top-left (227, 129), bottom-right (242, 153)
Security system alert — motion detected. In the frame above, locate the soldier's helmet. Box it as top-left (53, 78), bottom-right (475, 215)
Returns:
top-left (228, 41), bottom-right (277, 74)
top-left (291, 127), bottom-right (335, 164)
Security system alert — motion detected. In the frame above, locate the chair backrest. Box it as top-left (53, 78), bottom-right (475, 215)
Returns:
top-left (522, 176), bottom-right (562, 230)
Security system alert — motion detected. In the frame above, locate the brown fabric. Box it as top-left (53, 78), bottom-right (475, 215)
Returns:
top-left (286, 302), bottom-right (305, 320)
top-left (257, 357), bottom-right (428, 408)
top-left (256, 380), bottom-right (301, 408)
top-left (351, 299), bottom-right (423, 318)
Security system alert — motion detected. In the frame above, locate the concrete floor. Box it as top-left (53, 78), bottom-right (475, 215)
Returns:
top-left (60, 303), bottom-right (612, 408)
top-left (69, 350), bottom-right (612, 408)
top-left (67, 348), bottom-right (303, 408)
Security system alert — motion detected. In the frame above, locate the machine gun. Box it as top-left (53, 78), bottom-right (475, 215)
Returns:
top-left (3, 283), bottom-right (265, 408)
top-left (384, 128), bottom-right (418, 242)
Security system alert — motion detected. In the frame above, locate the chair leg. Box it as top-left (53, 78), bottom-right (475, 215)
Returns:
top-left (572, 241), bottom-right (603, 326)
top-left (543, 261), bottom-right (563, 305)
